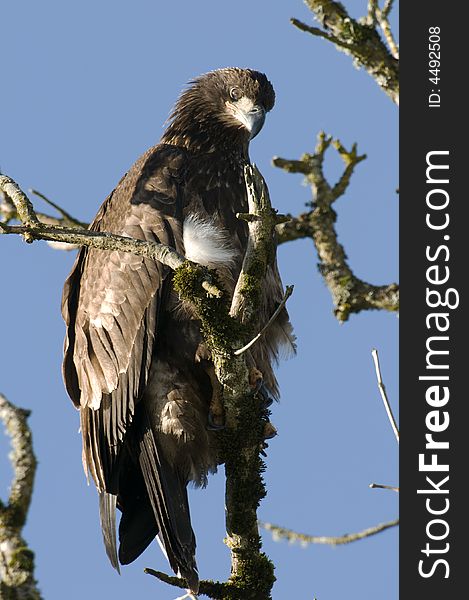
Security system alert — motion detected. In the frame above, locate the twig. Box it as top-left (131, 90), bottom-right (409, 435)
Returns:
top-left (373, 0), bottom-right (399, 59)
top-left (370, 483), bottom-right (399, 492)
top-left (144, 568), bottom-right (250, 600)
top-left (30, 188), bottom-right (88, 228)
top-left (234, 285), bottom-right (294, 356)
top-left (290, 18), bottom-right (352, 51)
top-left (260, 518), bottom-right (399, 547)
top-left (371, 348), bottom-right (399, 443)
top-left (382, 0), bottom-right (395, 18)
top-left (367, 0), bottom-right (379, 27)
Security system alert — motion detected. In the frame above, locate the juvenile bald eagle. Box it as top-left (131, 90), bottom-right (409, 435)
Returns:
top-left (62, 68), bottom-right (294, 593)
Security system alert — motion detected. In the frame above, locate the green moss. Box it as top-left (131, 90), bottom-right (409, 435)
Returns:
top-left (221, 393), bottom-right (270, 534)
top-left (338, 274), bottom-right (353, 287)
top-left (8, 547), bottom-right (35, 572)
top-left (239, 273), bottom-right (262, 306)
top-left (172, 261), bottom-right (244, 353)
top-left (0, 506), bottom-right (26, 536)
top-left (229, 550), bottom-right (276, 599)
top-left (173, 261), bottom-right (275, 598)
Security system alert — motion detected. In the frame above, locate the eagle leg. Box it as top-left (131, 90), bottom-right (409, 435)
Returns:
top-left (248, 368), bottom-right (277, 450)
top-left (202, 362), bottom-right (225, 430)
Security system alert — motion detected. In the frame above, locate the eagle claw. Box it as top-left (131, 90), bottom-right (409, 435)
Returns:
top-left (252, 381), bottom-right (274, 408)
top-left (206, 412), bottom-right (225, 430)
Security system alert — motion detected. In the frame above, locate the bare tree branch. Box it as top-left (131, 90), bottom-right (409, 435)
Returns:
top-left (234, 285), bottom-right (294, 356)
top-left (259, 518), bottom-right (399, 547)
top-left (0, 181), bottom-right (88, 231)
top-left (0, 394), bottom-right (42, 600)
top-left (371, 348), bottom-right (399, 443)
top-left (29, 189), bottom-right (88, 228)
top-left (292, 0), bottom-right (399, 104)
top-left (369, 483), bottom-right (399, 492)
top-left (274, 132), bottom-right (399, 322)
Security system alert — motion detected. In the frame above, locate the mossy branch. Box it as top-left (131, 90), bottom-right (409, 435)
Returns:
top-left (145, 568), bottom-right (257, 600)
top-left (273, 131), bottom-right (399, 322)
top-left (173, 165), bottom-right (280, 598)
top-left (0, 393), bottom-right (42, 599)
top-left (292, 0), bottom-right (399, 104)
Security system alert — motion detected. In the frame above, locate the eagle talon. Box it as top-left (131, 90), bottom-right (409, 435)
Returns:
top-left (249, 367), bottom-right (263, 389)
top-left (206, 412), bottom-right (225, 430)
top-left (254, 382), bottom-right (274, 408)
top-left (263, 422), bottom-right (277, 440)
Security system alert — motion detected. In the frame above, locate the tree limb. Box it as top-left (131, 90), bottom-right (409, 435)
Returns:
top-left (0, 393), bottom-right (42, 600)
top-left (172, 165), bottom-right (279, 598)
top-left (274, 132), bottom-right (399, 322)
top-left (292, 0), bottom-right (399, 104)
top-left (259, 518), bottom-right (398, 547)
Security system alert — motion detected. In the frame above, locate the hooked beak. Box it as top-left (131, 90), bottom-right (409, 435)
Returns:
top-left (228, 99), bottom-right (266, 139)
top-left (245, 105), bottom-right (266, 140)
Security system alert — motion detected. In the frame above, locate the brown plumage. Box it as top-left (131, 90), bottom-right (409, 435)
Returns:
top-left (62, 67), bottom-right (294, 593)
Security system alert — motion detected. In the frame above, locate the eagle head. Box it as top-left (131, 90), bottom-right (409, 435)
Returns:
top-left (163, 67), bottom-right (275, 151)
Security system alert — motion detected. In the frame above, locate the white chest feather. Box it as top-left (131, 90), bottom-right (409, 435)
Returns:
top-left (183, 215), bottom-right (237, 267)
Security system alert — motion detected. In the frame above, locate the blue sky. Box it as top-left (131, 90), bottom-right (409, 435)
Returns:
top-left (1, 1), bottom-right (398, 599)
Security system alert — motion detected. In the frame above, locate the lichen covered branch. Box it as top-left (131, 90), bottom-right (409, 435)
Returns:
top-left (274, 132), bottom-right (399, 322)
top-left (292, 0), bottom-right (399, 104)
top-left (0, 393), bottom-right (42, 600)
top-left (144, 568), bottom-right (248, 600)
top-left (260, 518), bottom-right (399, 547)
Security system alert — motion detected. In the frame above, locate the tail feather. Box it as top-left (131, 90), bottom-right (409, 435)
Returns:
top-left (138, 414), bottom-right (199, 593)
top-left (118, 495), bottom-right (158, 565)
top-left (99, 492), bottom-right (120, 573)
top-left (97, 410), bottom-right (199, 593)
top-left (115, 447), bottom-right (159, 565)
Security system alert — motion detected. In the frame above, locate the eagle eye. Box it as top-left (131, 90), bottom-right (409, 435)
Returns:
top-left (229, 87), bottom-right (242, 101)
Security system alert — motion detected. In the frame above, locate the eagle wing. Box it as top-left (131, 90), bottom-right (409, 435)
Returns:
top-left (62, 144), bottom-right (186, 492)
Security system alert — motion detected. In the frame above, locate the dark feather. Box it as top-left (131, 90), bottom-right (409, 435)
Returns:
top-left (99, 492), bottom-right (119, 573)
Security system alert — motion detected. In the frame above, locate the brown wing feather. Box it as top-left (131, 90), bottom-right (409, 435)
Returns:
top-left (62, 144), bottom-right (187, 491)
